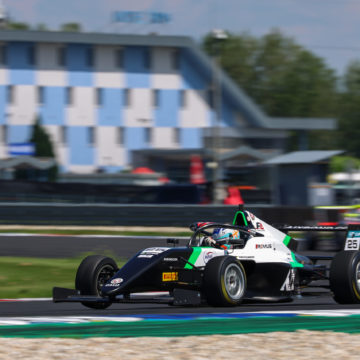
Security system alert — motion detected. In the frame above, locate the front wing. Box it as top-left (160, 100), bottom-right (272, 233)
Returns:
top-left (53, 287), bottom-right (202, 306)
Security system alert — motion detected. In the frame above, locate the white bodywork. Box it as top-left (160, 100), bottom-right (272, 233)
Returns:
top-left (190, 212), bottom-right (295, 268)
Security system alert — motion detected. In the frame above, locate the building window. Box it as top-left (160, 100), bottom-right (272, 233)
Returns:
top-left (88, 127), bottom-right (95, 145)
top-left (66, 87), bottom-right (73, 105)
top-left (58, 47), bottom-right (66, 67)
top-left (96, 88), bottom-right (103, 106)
top-left (86, 47), bottom-right (94, 67)
top-left (60, 126), bottom-right (67, 144)
top-left (145, 127), bottom-right (152, 144)
top-left (7, 85), bottom-right (14, 104)
top-left (207, 89), bottom-right (214, 108)
top-left (38, 86), bottom-right (44, 105)
top-left (115, 48), bottom-right (123, 69)
top-left (28, 45), bottom-right (35, 66)
top-left (171, 49), bottom-right (179, 70)
top-left (2, 125), bottom-right (7, 143)
top-left (180, 90), bottom-right (186, 108)
top-left (124, 89), bottom-right (131, 107)
top-left (0, 45), bottom-right (7, 65)
top-left (117, 127), bottom-right (124, 146)
top-left (144, 48), bottom-right (151, 69)
top-left (173, 128), bottom-right (180, 145)
top-left (153, 89), bottom-right (159, 107)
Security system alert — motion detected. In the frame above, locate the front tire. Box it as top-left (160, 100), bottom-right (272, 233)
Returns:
top-left (203, 256), bottom-right (246, 306)
top-left (330, 250), bottom-right (360, 304)
top-left (75, 255), bottom-right (118, 309)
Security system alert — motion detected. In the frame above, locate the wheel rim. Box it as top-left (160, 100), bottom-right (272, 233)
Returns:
top-left (96, 264), bottom-right (116, 293)
top-left (224, 263), bottom-right (245, 300)
top-left (355, 262), bottom-right (360, 291)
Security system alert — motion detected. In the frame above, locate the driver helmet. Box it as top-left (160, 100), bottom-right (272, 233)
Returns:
top-left (212, 228), bottom-right (240, 242)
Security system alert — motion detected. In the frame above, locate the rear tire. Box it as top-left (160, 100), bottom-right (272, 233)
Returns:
top-left (330, 250), bottom-right (360, 304)
top-left (203, 256), bottom-right (246, 306)
top-left (75, 255), bottom-right (118, 309)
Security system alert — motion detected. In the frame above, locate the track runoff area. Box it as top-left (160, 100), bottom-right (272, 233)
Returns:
top-left (2, 294), bottom-right (360, 337)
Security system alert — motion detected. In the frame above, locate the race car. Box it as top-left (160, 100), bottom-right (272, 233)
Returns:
top-left (53, 209), bottom-right (360, 307)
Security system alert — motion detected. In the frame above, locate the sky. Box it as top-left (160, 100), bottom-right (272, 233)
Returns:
top-left (3, 0), bottom-right (360, 76)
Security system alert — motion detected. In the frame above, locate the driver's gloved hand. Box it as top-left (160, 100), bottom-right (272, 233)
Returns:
top-left (203, 237), bottom-right (216, 247)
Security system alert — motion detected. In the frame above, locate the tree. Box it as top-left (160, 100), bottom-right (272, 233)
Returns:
top-left (7, 22), bottom-right (30, 30)
top-left (60, 22), bottom-right (81, 32)
top-left (202, 29), bottom-right (340, 150)
top-left (329, 156), bottom-right (360, 173)
top-left (35, 23), bottom-right (48, 31)
top-left (337, 61), bottom-right (360, 157)
top-left (30, 117), bottom-right (58, 181)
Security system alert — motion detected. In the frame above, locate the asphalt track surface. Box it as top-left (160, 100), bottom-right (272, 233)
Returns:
top-left (1, 234), bottom-right (360, 317)
top-left (2, 295), bottom-right (360, 318)
top-left (0, 234), bottom-right (182, 258)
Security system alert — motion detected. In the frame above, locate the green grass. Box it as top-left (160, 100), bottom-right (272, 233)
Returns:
top-left (0, 255), bottom-right (126, 299)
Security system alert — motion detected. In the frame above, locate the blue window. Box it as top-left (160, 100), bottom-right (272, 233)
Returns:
top-left (97, 88), bottom-right (123, 126)
top-left (68, 127), bottom-right (95, 165)
top-left (67, 44), bottom-right (93, 87)
top-left (124, 47), bottom-right (150, 88)
top-left (39, 87), bottom-right (65, 125)
top-left (8, 42), bottom-right (35, 84)
top-left (154, 90), bottom-right (178, 127)
top-left (180, 128), bottom-right (202, 149)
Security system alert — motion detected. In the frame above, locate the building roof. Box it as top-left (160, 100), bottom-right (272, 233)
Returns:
top-left (264, 150), bottom-right (344, 165)
top-left (203, 127), bottom-right (288, 139)
top-left (268, 118), bottom-right (337, 130)
top-left (220, 145), bottom-right (276, 162)
top-left (0, 30), bottom-right (337, 132)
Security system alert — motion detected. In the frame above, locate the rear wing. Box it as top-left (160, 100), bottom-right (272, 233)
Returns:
top-left (275, 225), bottom-right (347, 233)
top-left (278, 224), bottom-right (360, 252)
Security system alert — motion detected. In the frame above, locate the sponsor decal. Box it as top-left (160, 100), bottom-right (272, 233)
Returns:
top-left (349, 231), bottom-right (360, 238)
top-left (107, 278), bottom-right (124, 287)
top-left (236, 255), bottom-right (255, 260)
top-left (255, 244), bottom-right (272, 249)
top-left (162, 272), bottom-right (178, 282)
top-left (163, 258), bottom-right (178, 262)
top-left (141, 247), bottom-right (169, 255)
top-left (138, 254), bottom-right (154, 258)
top-left (250, 212), bottom-right (255, 220)
top-left (256, 222), bottom-right (264, 230)
top-left (280, 269), bottom-right (296, 291)
top-left (203, 251), bottom-right (214, 263)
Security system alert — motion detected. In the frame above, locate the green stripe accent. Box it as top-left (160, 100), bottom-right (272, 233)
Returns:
top-left (290, 252), bottom-right (304, 268)
top-left (283, 236), bottom-right (304, 267)
top-left (184, 247), bottom-right (202, 269)
top-left (232, 211), bottom-right (248, 226)
top-left (3, 316), bottom-right (360, 338)
top-left (283, 235), bottom-right (292, 247)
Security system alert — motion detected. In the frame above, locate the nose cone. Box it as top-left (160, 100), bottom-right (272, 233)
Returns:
top-left (101, 277), bottom-right (124, 295)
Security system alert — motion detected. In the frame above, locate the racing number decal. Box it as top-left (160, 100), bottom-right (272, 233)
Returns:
top-left (345, 239), bottom-right (360, 250)
top-left (345, 231), bottom-right (360, 250)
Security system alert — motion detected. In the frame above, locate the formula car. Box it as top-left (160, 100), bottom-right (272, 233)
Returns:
top-left (53, 209), bottom-right (360, 307)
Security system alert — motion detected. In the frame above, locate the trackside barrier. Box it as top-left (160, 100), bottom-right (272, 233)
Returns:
top-left (0, 204), bottom-right (339, 227)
